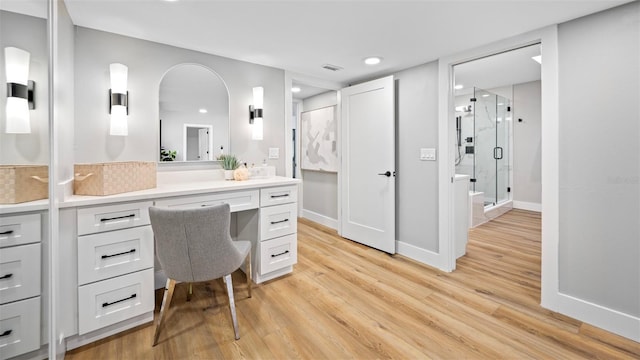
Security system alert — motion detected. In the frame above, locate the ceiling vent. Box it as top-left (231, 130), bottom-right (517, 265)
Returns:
top-left (321, 64), bottom-right (343, 72)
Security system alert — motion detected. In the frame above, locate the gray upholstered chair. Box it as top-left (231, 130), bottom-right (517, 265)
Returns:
top-left (149, 204), bottom-right (252, 345)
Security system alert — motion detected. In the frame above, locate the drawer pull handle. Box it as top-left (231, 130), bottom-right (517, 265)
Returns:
top-left (270, 194), bottom-right (289, 198)
top-left (0, 273), bottom-right (13, 280)
top-left (100, 214), bottom-right (135, 222)
top-left (270, 219), bottom-right (289, 225)
top-left (0, 230), bottom-right (14, 235)
top-left (0, 330), bottom-right (12, 337)
top-left (271, 250), bottom-right (290, 258)
top-left (102, 294), bottom-right (137, 308)
top-left (101, 249), bottom-right (136, 259)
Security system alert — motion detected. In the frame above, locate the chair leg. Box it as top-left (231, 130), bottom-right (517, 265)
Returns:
top-left (153, 278), bottom-right (176, 346)
top-left (224, 274), bottom-right (240, 340)
top-left (186, 283), bottom-right (192, 302)
top-left (245, 252), bottom-right (252, 298)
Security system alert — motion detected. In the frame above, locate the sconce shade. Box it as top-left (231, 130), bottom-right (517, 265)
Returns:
top-left (4, 47), bottom-right (32, 134)
top-left (251, 86), bottom-right (264, 140)
top-left (109, 63), bottom-right (128, 136)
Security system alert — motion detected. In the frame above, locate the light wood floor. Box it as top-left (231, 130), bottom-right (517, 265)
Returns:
top-left (67, 210), bottom-right (640, 359)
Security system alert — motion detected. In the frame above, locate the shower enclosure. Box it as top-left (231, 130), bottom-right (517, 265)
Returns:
top-left (455, 87), bottom-right (511, 207)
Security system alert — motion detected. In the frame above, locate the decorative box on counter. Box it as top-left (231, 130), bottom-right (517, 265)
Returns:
top-left (0, 165), bottom-right (49, 204)
top-left (74, 161), bottom-right (157, 196)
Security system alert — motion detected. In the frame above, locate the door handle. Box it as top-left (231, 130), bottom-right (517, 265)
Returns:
top-left (493, 147), bottom-right (503, 160)
top-left (378, 171), bottom-right (391, 177)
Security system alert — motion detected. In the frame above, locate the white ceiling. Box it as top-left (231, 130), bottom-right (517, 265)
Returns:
top-left (60, 0), bottom-right (630, 86)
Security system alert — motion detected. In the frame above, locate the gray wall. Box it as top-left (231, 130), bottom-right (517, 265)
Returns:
top-left (301, 91), bottom-right (338, 221)
top-left (512, 80), bottom-right (541, 205)
top-left (0, 10), bottom-right (48, 165)
top-left (394, 61), bottom-right (440, 251)
top-left (74, 27), bottom-right (286, 174)
top-left (558, 2), bottom-right (639, 317)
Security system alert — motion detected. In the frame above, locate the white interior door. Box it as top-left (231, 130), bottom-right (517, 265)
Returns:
top-left (198, 128), bottom-right (209, 160)
top-left (340, 76), bottom-right (395, 253)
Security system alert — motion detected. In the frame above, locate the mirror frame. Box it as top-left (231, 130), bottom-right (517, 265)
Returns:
top-left (157, 62), bottom-right (230, 165)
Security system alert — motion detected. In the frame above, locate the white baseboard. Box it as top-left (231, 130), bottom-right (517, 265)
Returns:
top-left (301, 209), bottom-right (338, 230)
top-left (544, 292), bottom-right (640, 342)
top-left (513, 200), bottom-right (542, 212)
top-left (65, 312), bottom-right (154, 350)
top-left (396, 240), bottom-right (446, 271)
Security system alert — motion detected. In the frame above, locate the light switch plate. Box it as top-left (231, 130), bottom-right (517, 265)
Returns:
top-left (269, 147), bottom-right (279, 159)
top-left (420, 148), bottom-right (436, 161)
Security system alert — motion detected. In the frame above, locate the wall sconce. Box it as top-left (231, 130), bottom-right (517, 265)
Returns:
top-left (4, 47), bottom-right (35, 134)
top-left (109, 63), bottom-right (128, 136)
top-left (249, 86), bottom-right (263, 140)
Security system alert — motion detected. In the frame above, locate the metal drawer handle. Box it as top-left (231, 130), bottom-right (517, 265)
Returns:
top-left (0, 330), bottom-right (12, 337)
top-left (102, 293), bottom-right (136, 308)
top-left (101, 249), bottom-right (136, 259)
top-left (0, 230), bottom-right (14, 235)
top-left (100, 214), bottom-right (135, 222)
top-left (271, 250), bottom-right (290, 258)
top-left (0, 273), bottom-right (13, 280)
top-left (270, 194), bottom-right (289, 198)
top-left (270, 219), bottom-right (289, 225)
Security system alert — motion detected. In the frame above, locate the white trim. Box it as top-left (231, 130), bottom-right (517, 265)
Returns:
top-left (396, 241), bottom-right (444, 270)
top-left (301, 209), bottom-right (338, 230)
top-left (512, 200), bottom-right (542, 212)
top-left (555, 292), bottom-right (640, 342)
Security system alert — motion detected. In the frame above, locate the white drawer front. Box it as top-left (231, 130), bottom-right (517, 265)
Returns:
top-left (0, 297), bottom-right (40, 358)
top-left (154, 190), bottom-right (259, 212)
top-left (78, 226), bottom-right (154, 286)
top-left (260, 185), bottom-right (297, 207)
top-left (0, 243), bottom-right (41, 305)
top-left (78, 268), bottom-right (154, 335)
top-left (78, 201), bottom-right (152, 236)
top-left (259, 234), bottom-right (297, 274)
top-left (260, 203), bottom-right (297, 241)
top-left (0, 214), bottom-right (41, 248)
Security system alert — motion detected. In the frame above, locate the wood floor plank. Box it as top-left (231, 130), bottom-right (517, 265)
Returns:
top-left (66, 209), bottom-right (640, 359)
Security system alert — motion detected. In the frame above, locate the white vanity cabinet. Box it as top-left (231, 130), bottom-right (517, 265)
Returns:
top-left (75, 201), bottom-right (155, 335)
top-left (0, 213), bottom-right (43, 359)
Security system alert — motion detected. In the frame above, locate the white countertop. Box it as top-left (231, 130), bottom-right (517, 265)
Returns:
top-left (0, 174), bottom-right (301, 214)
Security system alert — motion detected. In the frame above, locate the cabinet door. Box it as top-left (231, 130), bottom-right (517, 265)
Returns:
top-left (0, 243), bottom-right (41, 304)
top-left (77, 226), bottom-right (154, 285)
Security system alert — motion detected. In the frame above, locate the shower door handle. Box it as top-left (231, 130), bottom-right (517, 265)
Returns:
top-left (493, 147), bottom-right (503, 160)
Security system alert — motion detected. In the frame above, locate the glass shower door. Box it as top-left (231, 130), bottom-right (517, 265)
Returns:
top-left (496, 97), bottom-right (511, 205)
top-left (473, 88), bottom-right (497, 206)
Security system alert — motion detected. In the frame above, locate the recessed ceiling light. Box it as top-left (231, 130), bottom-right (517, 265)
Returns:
top-left (291, 87), bottom-right (301, 93)
top-left (532, 55), bottom-right (542, 64)
top-left (199, 108), bottom-right (208, 113)
top-left (454, 84), bottom-right (464, 90)
top-left (364, 57), bottom-right (382, 65)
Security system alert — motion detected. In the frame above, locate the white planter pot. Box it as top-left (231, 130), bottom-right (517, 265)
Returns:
top-left (223, 170), bottom-right (235, 180)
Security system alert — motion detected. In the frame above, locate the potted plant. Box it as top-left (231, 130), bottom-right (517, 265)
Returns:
top-left (219, 154), bottom-right (239, 180)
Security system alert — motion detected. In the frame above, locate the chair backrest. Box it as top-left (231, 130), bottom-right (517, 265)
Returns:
top-left (149, 204), bottom-right (246, 282)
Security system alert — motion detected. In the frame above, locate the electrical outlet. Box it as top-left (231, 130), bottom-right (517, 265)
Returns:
top-left (420, 148), bottom-right (436, 161)
top-left (268, 147), bottom-right (279, 159)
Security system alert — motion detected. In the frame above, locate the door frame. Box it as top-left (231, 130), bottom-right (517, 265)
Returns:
top-left (437, 26), bottom-right (559, 290)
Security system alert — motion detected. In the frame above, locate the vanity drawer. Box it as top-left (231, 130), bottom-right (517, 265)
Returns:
top-left (155, 190), bottom-right (259, 212)
top-left (78, 268), bottom-right (154, 335)
top-left (78, 226), bottom-right (154, 286)
top-left (0, 243), bottom-right (41, 305)
top-left (260, 185), bottom-right (297, 207)
top-left (78, 201), bottom-right (152, 236)
top-left (0, 214), bottom-right (41, 248)
top-left (260, 203), bottom-right (297, 241)
top-left (259, 234), bottom-right (297, 274)
top-left (0, 296), bottom-right (40, 359)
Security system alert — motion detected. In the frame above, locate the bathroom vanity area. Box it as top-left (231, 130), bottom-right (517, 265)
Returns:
top-left (1, 171), bottom-right (300, 354)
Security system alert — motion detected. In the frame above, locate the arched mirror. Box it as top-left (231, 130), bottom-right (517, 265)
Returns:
top-left (159, 64), bottom-right (229, 162)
